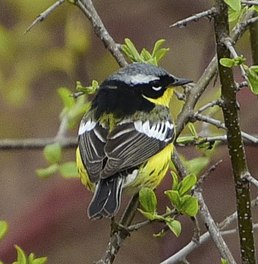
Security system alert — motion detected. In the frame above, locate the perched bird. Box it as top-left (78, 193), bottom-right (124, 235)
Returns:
top-left (76, 62), bottom-right (191, 219)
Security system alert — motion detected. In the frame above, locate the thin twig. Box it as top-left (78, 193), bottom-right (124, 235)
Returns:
top-left (242, 1), bottom-right (258, 6)
top-left (25, 0), bottom-right (65, 33)
top-left (170, 7), bottom-right (216, 28)
top-left (160, 197), bottom-right (258, 264)
top-left (0, 137), bottom-right (77, 150)
top-left (245, 173), bottom-right (258, 188)
top-left (193, 113), bottom-right (258, 143)
top-left (222, 37), bottom-right (248, 81)
top-left (195, 191), bottom-right (237, 263)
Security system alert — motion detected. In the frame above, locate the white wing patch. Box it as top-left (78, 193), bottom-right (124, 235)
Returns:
top-left (78, 120), bottom-right (96, 135)
top-left (134, 120), bottom-right (173, 142)
top-left (127, 74), bottom-right (160, 85)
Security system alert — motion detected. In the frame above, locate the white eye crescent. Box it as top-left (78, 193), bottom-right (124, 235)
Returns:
top-left (152, 85), bottom-right (162, 91)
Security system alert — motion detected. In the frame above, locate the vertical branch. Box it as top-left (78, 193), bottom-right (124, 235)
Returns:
top-left (213, 1), bottom-right (256, 263)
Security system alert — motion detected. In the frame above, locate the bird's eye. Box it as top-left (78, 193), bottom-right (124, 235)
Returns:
top-left (151, 81), bottom-right (162, 92)
top-left (152, 85), bottom-right (162, 91)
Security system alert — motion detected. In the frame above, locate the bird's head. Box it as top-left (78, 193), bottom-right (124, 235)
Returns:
top-left (93, 63), bottom-right (192, 118)
top-left (102, 62), bottom-right (192, 107)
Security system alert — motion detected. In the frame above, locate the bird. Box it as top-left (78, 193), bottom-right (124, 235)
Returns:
top-left (76, 62), bottom-right (191, 219)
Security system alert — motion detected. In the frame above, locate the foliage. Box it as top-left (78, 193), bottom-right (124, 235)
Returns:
top-left (121, 38), bottom-right (169, 65)
top-left (12, 246), bottom-right (47, 264)
top-left (138, 172), bottom-right (198, 237)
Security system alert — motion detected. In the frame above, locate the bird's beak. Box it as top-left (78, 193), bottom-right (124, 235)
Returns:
top-left (172, 77), bottom-right (192, 86)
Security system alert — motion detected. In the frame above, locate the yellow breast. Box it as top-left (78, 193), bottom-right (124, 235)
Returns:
top-left (126, 143), bottom-right (174, 192)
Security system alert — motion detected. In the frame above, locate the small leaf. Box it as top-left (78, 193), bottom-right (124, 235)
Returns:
top-left (0, 220), bottom-right (8, 240)
top-left (165, 190), bottom-right (181, 209)
top-left (246, 67), bottom-right (258, 94)
top-left (140, 49), bottom-right (152, 61)
top-left (165, 218), bottom-right (181, 237)
top-left (152, 39), bottom-right (166, 56)
top-left (153, 229), bottom-right (166, 238)
top-left (180, 195), bottom-right (199, 217)
top-left (178, 174), bottom-right (197, 196)
top-left (59, 162), bottom-right (79, 178)
top-left (43, 143), bottom-right (62, 164)
top-left (176, 136), bottom-right (196, 144)
top-left (36, 164), bottom-right (59, 178)
top-left (58, 87), bottom-right (75, 109)
top-left (219, 58), bottom-right (235, 68)
top-left (76, 80), bottom-right (99, 95)
top-left (188, 123), bottom-right (198, 137)
top-left (121, 38), bottom-right (142, 62)
top-left (138, 209), bottom-right (163, 221)
top-left (171, 171), bottom-right (179, 190)
top-left (184, 157), bottom-right (210, 176)
top-left (139, 187), bottom-right (157, 213)
top-left (28, 254), bottom-right (47, 264)
top-left (153, 48), bottom-right (169, 64)
top-left (224, 0), bottom-right (241, 12)
top-left (221, 258), bottom-right (229, 264)
top-left (14, 246), bottom-right (27, 264)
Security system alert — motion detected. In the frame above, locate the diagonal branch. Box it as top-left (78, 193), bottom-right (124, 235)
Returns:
top-left (170, 7), bottom-right (216, 28)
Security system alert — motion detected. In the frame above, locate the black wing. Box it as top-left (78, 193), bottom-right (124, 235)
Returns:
top-left (101, 119), bottom-right (174, 178)
top-left (78, 114), bottom-right (108, 183)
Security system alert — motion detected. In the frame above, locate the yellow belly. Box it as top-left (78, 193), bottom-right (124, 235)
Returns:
top-left (76, 144), bottom-right (173, 192)
top-left (126, 144), bottom-right (173, 192)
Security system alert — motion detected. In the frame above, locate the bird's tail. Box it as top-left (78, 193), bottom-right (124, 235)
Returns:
top-left (87, 176), bottom-right (124, 219)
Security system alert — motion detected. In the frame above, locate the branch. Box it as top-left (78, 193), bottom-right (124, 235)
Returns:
top-left (0, 137), bottom-right (77, 150)
top-left (170, 7), bottom-right (216, 28)
top-left (25, 0), bottom-right (65, 33)
top-left (96, 194), bottom-right (139, 264)
top-left (160, 196), bottom-right (258, 264)
top-left (242, 1), bottom-right (258, 6)
top-left (214, 1), bottom-right (256, 263)
top-left (75, 0), bottom-right (127, 67)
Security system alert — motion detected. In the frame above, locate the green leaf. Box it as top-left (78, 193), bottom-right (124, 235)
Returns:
top-left (246, 67), bottom-right (258, 94)
top-left (139, 187), bottom-right (157, 213)
top-left (28, 254), bottom-right (47, 264)
top-left (0, 220), bottom-right (8, 240)
top-left (138, 209), bottom-right (163, 221)
top-left (165, 190), bottom-right (181, 209)
top-left (188, 123), bottom-right (198, 137)
top-left (59, 162), bottom-right (78, 178)
top-left (43, 143), bottom-right (62, 164)
top-left (152, 39), bottom-right (166, 56)
top-left (178, 174), bottom-right (197, 196)
top-left (171, 171), bottom-right (179, 190)
top-left (165, 218), bottom-right (181, 237)
top-left (121, 38), bottom-right (142, 62)
top-left (180, 195), bottom-right (199, 217)
top-left (153, 229), bottom-right (166, 238)
top-left (58, 87), bottom-right (75, 109)
top-left (184, 156), bottom-right (210, 176)
top-left (221, 258), bottom-right (229, 264)
top-left (36, 164), bottom-right (59, 178)
top-left (224, 0), bottom-right (241, 11)
top-left (140, 49), bottom-right (152, 61)
top-left (219, 58), bottom-right (235, 68)
top-left (176, 135), bottom-right (196, 144)
top-left (76, 80), bottom-right (99, 95)
top-left (13, 246), bottom-right (27, 264)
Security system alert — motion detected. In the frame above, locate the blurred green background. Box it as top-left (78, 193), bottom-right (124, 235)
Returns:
top-left (0, 1), bottom-right (258, 263)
